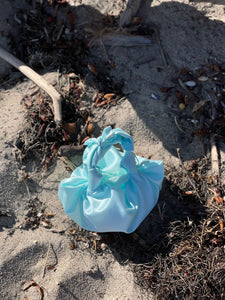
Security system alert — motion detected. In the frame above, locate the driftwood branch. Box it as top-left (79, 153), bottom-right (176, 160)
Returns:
top-left (210, 134), bottom-right (219, 182)
top-left (0, 46), bottom-right (62, 124)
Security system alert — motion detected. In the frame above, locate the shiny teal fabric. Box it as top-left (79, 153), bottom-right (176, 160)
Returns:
top-left (58, 127), bottom-right (164, 233)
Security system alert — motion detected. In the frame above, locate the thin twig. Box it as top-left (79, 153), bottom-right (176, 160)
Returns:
top-left (24, 182), bottom-right (31, 201)
top-left (153, 27), bottom-right (168, 67)
top-left (174, 116), bottom-right (185, 133)
top-left (56, 24), bottom-right (64, 41)
top-left (0, 46), bottom-right (62, 124)
top-left (42, 242), bottom-right (51, 279)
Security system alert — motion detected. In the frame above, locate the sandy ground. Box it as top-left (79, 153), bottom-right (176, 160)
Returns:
top-left (1, 1), bottom-right (225, 299)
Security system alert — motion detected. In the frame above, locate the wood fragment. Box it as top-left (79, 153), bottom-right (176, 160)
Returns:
top-left (210, 134), bottom-right (219, 181)
top-left (0, 46), bottom-right (62, 124)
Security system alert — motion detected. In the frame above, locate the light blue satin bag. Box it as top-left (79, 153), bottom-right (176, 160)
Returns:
top-left (58, 127), bottom-right (164, 233)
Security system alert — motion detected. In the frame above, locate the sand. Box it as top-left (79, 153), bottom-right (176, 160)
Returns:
top-left (1, 1), bottom-right (225, 299)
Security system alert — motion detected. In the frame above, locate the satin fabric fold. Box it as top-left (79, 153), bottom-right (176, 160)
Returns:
top-left (58, 127), bottom-right (164, 233)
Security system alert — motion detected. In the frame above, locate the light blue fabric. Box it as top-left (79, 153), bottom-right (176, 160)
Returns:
top-left (58, 127), bottom-right (164, 233)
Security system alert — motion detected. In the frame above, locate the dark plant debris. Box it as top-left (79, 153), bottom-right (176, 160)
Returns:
top-left (163, 62), bottom-right (225, 142)
top-left (15, 2), bottom-right (125, 168)
top-left (18, 196), bottom-right (55, 230)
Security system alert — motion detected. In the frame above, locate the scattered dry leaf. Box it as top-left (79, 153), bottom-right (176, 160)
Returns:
top-left (68, 242), bottom-right (75, 250)
top-left (81, 136), bottom-right (90, 144)
top-left (179, 68), bottom-right (190, 75)
top-left (46, 265), bottom-right (54, 270)
top-left (211, 236), bottom-right (224, 245)
top-left (44, 212), bottom-right (55, 218)
top-left (111, 61), bottom-right (115, 68)
top-left (214, 64), bottom-right (221, 73)
top-left (161, 87), bottom-right (172, 93)
top-left (214, 196), bottom-right (223, 205)
top-left (40, 220), bottom-right (52, 228)
top-left (185, 191), bottom-right (193, 195)
top-left (175, 90), bottom-right (183, 101)
top-left (132, 17), bottom-right (144, 25)
top-left (98, 100), bottom-right (108, 107)
top-left (23, 280), bottom-right (44, 300)
top-left (40, 115), bottom-right (48, 122)
top-left (88, 63), bottom-right (98, 75)
top-left (192, 100), bottom-right (209, 113)
top-left (184, 94), bottom-right (189, 106)
top-left (38, 96), bottom-right (44, 105)
top-left (95, 93), bottom-right (103, 105)
top-left (38, 124), bottom-right (46, 137)
top-left (104, 93), bottom-right (115, 101)
top-left (69, 228), bottom-right (76, 234)
top-left (87, 123), bottom-right (94, 135)
top-left (219, 219), bottom-right (224, 233)
top-left (63, 123), bottom-right (76, 135)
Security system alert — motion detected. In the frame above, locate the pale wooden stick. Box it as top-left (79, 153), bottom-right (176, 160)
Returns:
top-left (210, 134), bottom-right (219, 180)
top-left (0, 46), bottom-right (62, 124)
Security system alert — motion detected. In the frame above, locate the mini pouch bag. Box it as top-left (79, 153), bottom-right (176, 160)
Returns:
top-left (58, 126), bottom-right (164, 233)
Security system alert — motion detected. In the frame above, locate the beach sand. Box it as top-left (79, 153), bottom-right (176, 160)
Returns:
top-left (1, 1), bottom-right (225, 299)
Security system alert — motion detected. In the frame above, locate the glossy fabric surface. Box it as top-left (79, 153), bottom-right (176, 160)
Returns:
top-left (58, 127), bottom-right (164, 233)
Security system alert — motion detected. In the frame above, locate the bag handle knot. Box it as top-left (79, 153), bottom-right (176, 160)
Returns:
top-left (83, 127), bottom-right (136, 191)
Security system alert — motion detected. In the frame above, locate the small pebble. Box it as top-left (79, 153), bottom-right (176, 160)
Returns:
top-left (100, 243), bottom-right (107, 251)
top-left (185, 81), bottom-right (196, 87)
top-left (179, 103), bottom-right (186, 111)
top-left (198, 76), bottom-right (208, 82)
top-left (151, 93), bottom-right (160, 100)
